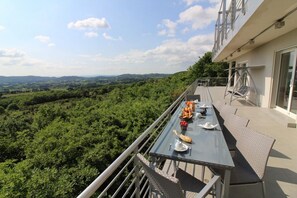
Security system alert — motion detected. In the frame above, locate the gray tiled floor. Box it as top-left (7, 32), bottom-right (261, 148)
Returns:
top-left (207, 86), bottom-right (297, 198)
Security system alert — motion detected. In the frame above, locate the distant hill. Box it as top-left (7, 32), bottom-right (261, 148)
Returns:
top-left (0, 73), bottom-right (169, 85)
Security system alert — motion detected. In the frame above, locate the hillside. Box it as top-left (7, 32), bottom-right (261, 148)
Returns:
top-left (0, 71), bottom-right (191, 197)
top-left (0, 73), bottom-right (169, 85)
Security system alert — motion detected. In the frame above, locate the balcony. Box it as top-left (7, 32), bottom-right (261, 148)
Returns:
top-left (78, 80), bottom-right (297, 198)
top-left (212, 0), bottom-right (297, 62)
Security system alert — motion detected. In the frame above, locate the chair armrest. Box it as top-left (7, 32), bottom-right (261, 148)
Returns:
top-left (196, 175), bottom-right (221, 198)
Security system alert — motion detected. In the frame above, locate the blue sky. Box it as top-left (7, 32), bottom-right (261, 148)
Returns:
top-left (0, 0), bottom-right (221, 76)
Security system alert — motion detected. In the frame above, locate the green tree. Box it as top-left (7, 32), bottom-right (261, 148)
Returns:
top-left (0, 106), bottom-right (5, 114)
top-left (189, 51), bottom-right (228, 80)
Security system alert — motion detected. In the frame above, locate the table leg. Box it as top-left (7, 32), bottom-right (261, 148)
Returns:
top-left (173, 161), bottom-right (178, 177)
top-left (222, 169), bottom-right (231, 198)
top-left (201, 166), bottom-right (205, 181)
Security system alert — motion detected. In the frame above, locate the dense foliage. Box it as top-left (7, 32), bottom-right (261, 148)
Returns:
top-left (188, 51), bottom-right (229, 80)
top-left (0, 71), bottom-right (191, 197)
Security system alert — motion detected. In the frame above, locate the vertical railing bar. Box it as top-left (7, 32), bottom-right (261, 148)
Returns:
top-left (242, 0), bottom-right (246, 14)
top-left (133, 147), bottom-right (140, 198)
top-left (97, 156), bottom-right (135, 197)
top-left (121, 177), bottom-right (137, 198)
top-left (110, 166), bottom-right (136, 198)
top-left (78, 79), bottom-right (199, 198)
top-left (130, 190), bottom-right (136, 198)
top-left (140, 179), bottom-right (149, 195)
top-left (143, 186), bottom-right (150, 198)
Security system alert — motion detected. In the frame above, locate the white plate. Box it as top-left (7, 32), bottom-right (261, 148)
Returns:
top-left (199, 124), bottom-right (218, 130)
top-left (198, 105), bottom-right (211, 109)
top-left (174, 143), bottom-right (189, 152)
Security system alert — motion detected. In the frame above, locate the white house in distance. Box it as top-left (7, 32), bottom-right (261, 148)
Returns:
top-left (212, 0), bottom-right (297, 121)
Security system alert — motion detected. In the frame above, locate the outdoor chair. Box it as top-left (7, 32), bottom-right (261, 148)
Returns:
top-left (210, 127), bottom-right (275, 198)
top-left (212, 100), bottom-right (225, 116)
top-left (217, 104), bottom-right (237, 126)
top-left (186, 94), bottom-right (201, 102)
top-left (222, 114), bottom-right (250, 151)
top-left (229, 85), bottom-right (249, 103)
top-left (136, 153), bottom-right (221, 198)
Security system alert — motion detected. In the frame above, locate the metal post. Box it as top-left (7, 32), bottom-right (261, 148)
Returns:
top-left (228, 62), bottom-right (232, 89)
top-left (214, 24), bottom-right (217, 52)
top-left (242, 0), bottom-right (246, 15)
top-left (134, 148), bottom-right (140, 198)
top-left (222, 0), bottom-right (227, 40)
top-left (231, 0), bottom-right (236, 30)
top-left (218, 13), bottom-right (222, 45)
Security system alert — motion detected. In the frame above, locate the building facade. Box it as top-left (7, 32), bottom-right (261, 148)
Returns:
top-left (212, 0), bottom-right (297, 120)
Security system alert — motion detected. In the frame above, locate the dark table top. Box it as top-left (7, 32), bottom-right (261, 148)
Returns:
top-left (150, 101), bottom-right (234, 169)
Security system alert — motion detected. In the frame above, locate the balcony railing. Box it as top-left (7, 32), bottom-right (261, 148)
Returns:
top-left (212, 0), bottom-right (248, 56)
top-left (78, 80), bottom-right (199, 198)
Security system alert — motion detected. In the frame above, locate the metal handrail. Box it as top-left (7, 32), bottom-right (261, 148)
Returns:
top-left (212, 0), bottom-right (248, 56)
top-left (77, 79), bottom-right (198, 198)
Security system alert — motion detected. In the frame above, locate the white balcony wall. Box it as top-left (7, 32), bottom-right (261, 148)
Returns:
top-left (230, 28), bottom-right (297, 108)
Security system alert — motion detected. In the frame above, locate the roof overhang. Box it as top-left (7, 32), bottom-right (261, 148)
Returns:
top-left (213, 0), bottom-right (297, 62)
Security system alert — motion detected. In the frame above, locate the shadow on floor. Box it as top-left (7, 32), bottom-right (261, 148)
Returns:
top-left (265, 166), bottom-right (297, 198)
top-left (270, 149), bottom-right (291, 159)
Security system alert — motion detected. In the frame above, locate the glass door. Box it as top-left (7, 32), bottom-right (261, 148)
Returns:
top-left (276, 49), bottom-right (297, 115)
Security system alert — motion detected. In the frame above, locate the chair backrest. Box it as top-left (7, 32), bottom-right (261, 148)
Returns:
top-left (224, 113), bottom-right (249, 127)
top-left (224, 114), bottom-right (249, 140)
top-left (237, 85), bottom-right (249, 96)
top-left (236, 128), bottom-right (275, 180)
top-left (136, 154), bottom-right (185, 198)
top-left (213, 100), bottom-right (225, 112)
top-left (186, 94), bottom-right (200, 102)
top-left (220, 104), bottom-right (237, 120)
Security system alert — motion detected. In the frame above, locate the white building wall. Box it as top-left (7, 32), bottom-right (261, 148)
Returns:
top-left (231, 28), bottom-right (297, 108)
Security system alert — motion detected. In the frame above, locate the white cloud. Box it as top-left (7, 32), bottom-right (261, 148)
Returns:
top-left (102, 33), bottom-right (122, 41)
top-left (79, 33), bottom-right (214, 74)
top-left (0, 48), bottom-right (25, 58)
top-left (178, 5), bottom-right (217, 30)
top-left (35, 35), bottom-right (50, 43)
top-left (35, 35), bottom-right (55, 47)
top-left (158, 19), bottom-right (177, 37)
top-left (48, 43), bottom-right (55, 47)
top-left (0, 48), bottom-right (44, 68)
top-left (0, 25), bottom-right (5, 31)
top-left (183, 0), bottom-right (201, 6)
top-left (68, 17), bottom-right (110, 30)
top-left (85, 31), bottom-right (98, 38)
top-left (182, 27), bottom-right (190, 34)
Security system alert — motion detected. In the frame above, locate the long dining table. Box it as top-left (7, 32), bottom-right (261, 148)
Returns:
top-left (149, 100), bottom-right (234, 198)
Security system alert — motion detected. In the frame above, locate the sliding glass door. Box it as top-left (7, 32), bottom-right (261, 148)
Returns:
top-left (276, 49), bottom-right (297, 115)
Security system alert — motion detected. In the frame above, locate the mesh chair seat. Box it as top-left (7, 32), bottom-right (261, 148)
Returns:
top-left (176, 169), bottom-right (206, 198)
top-left (210, 127), bottom-right (275, 198)
top-left (186, 94), bottom-right (201, 101)
top-left (136, 154), bottom-right (221, 198)
top-left (221, 126), bottom-right (237, 151)
top-left (211, 150), bottom-right (261, 185)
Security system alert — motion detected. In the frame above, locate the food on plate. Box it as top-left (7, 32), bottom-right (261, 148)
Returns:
top-left (186, 101), bottom-right (195, 112)
top-left (182, 106), bottom-right (192, 119)
top-left (173, 130), bottom-right (192, 143)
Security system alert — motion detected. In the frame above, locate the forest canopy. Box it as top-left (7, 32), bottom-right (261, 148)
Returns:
top-left (0, 52), bottom-right (228, 197)
top-left (0, 71), bottom-right (192, 197)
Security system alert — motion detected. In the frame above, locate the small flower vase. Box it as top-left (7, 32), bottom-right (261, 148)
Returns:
top-left (181, 125), bottom-right (187, 131)
top-left (201, 108), bottom-right (207, 116)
